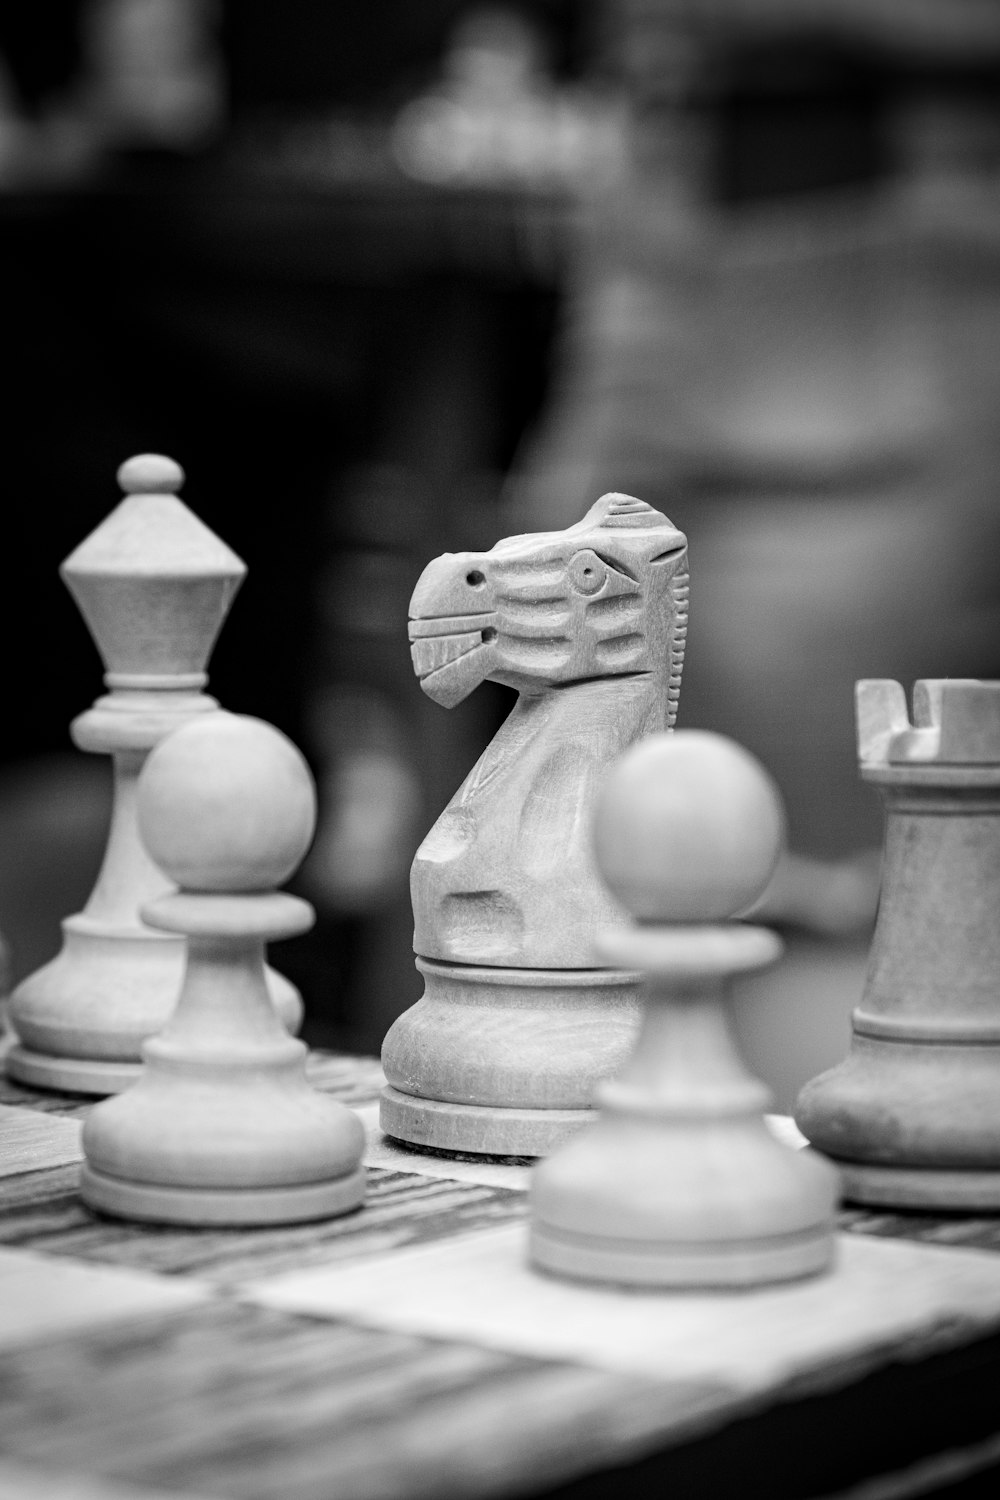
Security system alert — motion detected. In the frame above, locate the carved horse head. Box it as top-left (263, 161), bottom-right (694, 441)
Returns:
top-left (409, 494), bottom-right (688, 711)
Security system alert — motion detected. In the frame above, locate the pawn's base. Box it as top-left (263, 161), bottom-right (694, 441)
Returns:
top-left (80, 1163), bottom-right (366, 1226)
top-left (836, 1159), bottom-right (1000, 1211)
top-left (381, 1085), bottom-right (594, 1157)
top-left (529, 1221), bottom-right (835, 1289)
top-left (5, 1045), bottom-right (139, 1096)
top-left (6, 950), bottom-right (303, 1096)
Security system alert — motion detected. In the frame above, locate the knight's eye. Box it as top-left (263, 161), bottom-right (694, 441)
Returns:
top-left (466, 570), bottom-right (485, 587)
top-left (568, 553), bottom-right (606, 595)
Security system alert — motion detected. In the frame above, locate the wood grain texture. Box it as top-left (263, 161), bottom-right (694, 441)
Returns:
top-left (3, 1056), bottom-right (1000, 1499)
top-left (0, 1301), bottom-right (732, 1500)
top-left (0, 1246), bottom-right (209, 1351)
top-left (249, 1221), bottom-right (1000, 1392)
top-left (0, 1105), bottom-right (82, 1177)
top-left (0, 1458), bottom-right (209, 1500)
top-left (839, 1207), bottom-right (1000, 1253)
top-left (0, 1165), bottom-right (527, 1285)
top-left (0, 1045), bottom-right (385, 1118)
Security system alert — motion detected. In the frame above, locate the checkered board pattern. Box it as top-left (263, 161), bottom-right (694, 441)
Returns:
top-left (3, 1051), bottom-right (1000, 1500)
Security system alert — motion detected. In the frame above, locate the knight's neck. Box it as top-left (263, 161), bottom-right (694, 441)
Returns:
top-left (465, 672), bottom-right (667, 800)
top-left (534, 671), bottom-right (667, 738)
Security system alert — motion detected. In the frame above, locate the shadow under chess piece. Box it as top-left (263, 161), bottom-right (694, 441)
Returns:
top-left (530, 731), bottom-right (839, 1288)
top-left (7, 454), bottom-right (301, 1096)
top-left (380, 494), bottom-right (689, 1155)
top-left (81, 713), bottom-right (365, 1225)
top-left (796, 679), bottom-right (1000, 1209)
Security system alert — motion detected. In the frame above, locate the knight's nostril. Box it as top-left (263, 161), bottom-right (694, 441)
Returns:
top-left (467, 570), bottom-right (485, 587)
top-left (481, 627), bottom-right (497, 643)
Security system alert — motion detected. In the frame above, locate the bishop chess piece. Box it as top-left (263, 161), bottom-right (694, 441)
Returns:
top-left (81, 712), bottom-right (366, 1225)
top-left (381, 494), bottom-right (689, 1155)
top-left (530, 731), bottom-right (839, 1288)
top-left (7, 455), bottom-right (301, 1095)
top-left (796, 678), bottom-right (1000, 1208)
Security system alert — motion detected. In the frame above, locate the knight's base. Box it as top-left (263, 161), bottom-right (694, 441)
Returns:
top-left (529, 1221), bottom-right (835, 1289)
top-left (79, 1164), bottom-right (366, 1226)
top-left (835, 1159), bottom-right (1000, 1211)
top-left (5, 1045), bottom-right (141, 1095)
top-left (380, 958), bottom-right (641, 1158)
top-left (380, 1085), bottom-right (597, 1157)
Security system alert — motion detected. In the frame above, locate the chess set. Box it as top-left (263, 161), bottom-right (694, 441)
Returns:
top-left (2, 455), bottom-right (1000, 1500)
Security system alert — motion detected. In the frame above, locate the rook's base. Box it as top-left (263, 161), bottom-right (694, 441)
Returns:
top-left (836, 1159), bottom-right (1000, 1211)
top-left (795, 1033), bottom-right (1000, 1211)
top-left (80, 1163), bottom-right (366, 1226)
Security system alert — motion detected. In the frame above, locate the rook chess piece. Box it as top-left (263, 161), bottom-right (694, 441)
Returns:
top-left (530, 731), bottom-right (839, 1287)
top-left (381, 494), bottom-right (689, 1156)
top-left (80, 712), bottom-right (366, 1225)
top-left (796, 679), bottom-right (1000, 1208)
top-left (7, 454), bottom-right (302, 1094)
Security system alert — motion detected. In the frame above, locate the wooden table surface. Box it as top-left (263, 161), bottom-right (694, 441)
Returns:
top-left (2, 1050), bottom-right (1000, 1500)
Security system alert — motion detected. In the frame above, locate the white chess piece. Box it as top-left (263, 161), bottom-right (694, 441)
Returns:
top-left (7, 454), bottom-right (302, 1095)
top-left (381, 493), bottom-right (688, 1156)
top-left (797, 678), bottom-right (1000, 1208)
top-left (80, 712), bottom-right (365, 1225)
top-left (530, 730), bottom-right (839, 1287)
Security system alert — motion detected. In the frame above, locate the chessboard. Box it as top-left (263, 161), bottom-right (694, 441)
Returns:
top-left (3, 1049), bottom-right (1000, 1500)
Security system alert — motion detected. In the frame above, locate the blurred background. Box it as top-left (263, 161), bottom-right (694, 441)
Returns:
top-left (1, 0), bottom-right (999, 1107)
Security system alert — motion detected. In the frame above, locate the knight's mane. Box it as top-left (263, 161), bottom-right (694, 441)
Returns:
top-left (667, 562), bottom-right (689, 731)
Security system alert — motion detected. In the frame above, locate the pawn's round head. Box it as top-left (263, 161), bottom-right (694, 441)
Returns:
top-left (138, 713), bottom-right (317, 892)
top-left (593, 731), bottom-right (784, 924)
top-left (117, 453), bottom-right (185, 495)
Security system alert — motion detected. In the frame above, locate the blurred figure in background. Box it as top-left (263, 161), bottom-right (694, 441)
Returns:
top-left (497, 0), bottom-right (1000, 1102)
top-left (0, 1), bottom-right (590, 1047)
top-left (1, 2), bottom-right (999, 1099)
top-left (299, 5), bottom-right (621, 1027)
top-left (508, 0), bottom-right (1000, 933)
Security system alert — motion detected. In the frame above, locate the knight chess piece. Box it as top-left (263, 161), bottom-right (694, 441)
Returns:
top-left (796, 678), bottom-right (1000, 1209)
top-left (6, 455), bottom-right (302, 1095)
top-left (530, 730), bottom-right (839, 1287)
top-left (80, 712), bottom-right (366, 1226)
top-left (381, 493), bottom-right (689, 1155)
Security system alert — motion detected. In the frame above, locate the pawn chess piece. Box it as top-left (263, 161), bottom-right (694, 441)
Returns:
top-left (7, 454), bottom-right (301, 1094)
top-left (530, 731), bottom-right (839, 1287)
top-left (80, 713), bottom-right (366, 1225)
top-left (796, 679), bottom-right (1000, 1209)
top-left (381, 494), bottom-right (689, 1156)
